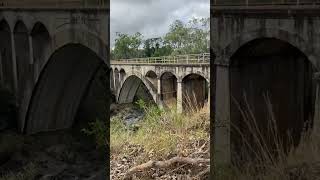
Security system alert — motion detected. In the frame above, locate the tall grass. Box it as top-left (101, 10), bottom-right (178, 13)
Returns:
top-left (110, 99), bottom-right (209, 163)
top-left (218, 93), bottom-right (320, 180)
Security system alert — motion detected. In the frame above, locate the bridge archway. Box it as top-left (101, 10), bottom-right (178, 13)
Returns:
top-left (118, 75), bottom-right (156, 104)
top-left (120, 69), bottom-right (126, 84)
top-left (182, 74), bottom-right (208, 111)
top-left (160, 72), bottom-right (177, 108)
top-left (145, 70), bottom-right (158, 90)
top-left (114, 68), bottom-right (120, 91)
top-left (0, 19), bottom-right (14, 91)
top-left (229, 38), bottom-right (315, 162)
top-left (24, 44), bottom-right (108, 134)
top-left (14, 21), bottom-right (30, 98)
top-left (31, 22), bottom-right (51, 82)
top-left (110, 68), bottom-right (114, 90)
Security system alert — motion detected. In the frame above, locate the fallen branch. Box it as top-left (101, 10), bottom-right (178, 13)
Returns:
top-left (124, 157), bottom-right (210, 179)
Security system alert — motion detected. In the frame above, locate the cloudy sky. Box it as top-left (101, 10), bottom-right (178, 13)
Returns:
top-left (110, 0), bottom-right (209, 47)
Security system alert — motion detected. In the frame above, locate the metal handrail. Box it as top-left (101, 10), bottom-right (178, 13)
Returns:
top-left (212, 0), bottom-right (320, 6)
top-left (111, 53), bottom-right (210, 65)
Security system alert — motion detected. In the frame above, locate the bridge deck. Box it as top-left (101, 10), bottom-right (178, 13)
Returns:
top-left (111, 53), bottom-right (210, 65)
top-left (0, 0), bottom-right (107, 8)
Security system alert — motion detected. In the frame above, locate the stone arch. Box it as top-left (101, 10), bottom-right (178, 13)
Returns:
top-left (120, 69), bottom-right (126, 83)
top-left (160, 72), bottom-right (177, 108)
top-left (181, 71), bottom-right (209, 83)
top-left (227, 37), bottom-right (315, 162)
top-left (14, 20), bottom-right (31, 100)
top-left (110, 68), bottom-right (114, 91)
top-left (219, 28), bottom-right (318, 69)
top-left (145, 70), bottom-right (158, 90)
top-left (182, 73), bottom-right (209, 111)
top-left (51, 26), bottom-right (108, 64)
top-left (118, 75), bottom-right (157, 104)
top-left (24, 43), bottom-right (108, 134)
top-left (159, 70), bottom-right (177, 81)
top-left (31, 22), bottom-right (52, 82)
top-left (0, 19), bottom-right (14, 92)
top-left (114, 68), bottom-right (120, 91)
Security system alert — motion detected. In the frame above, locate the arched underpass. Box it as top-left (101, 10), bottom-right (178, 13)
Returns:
top-left (229, 38), bottom-right (315, 163)
top-left (118, 75), bottom-right (156, 105)
top-left (25, 44), bottom-right (108, 134)
top-left (182, 74), bottom-right (208, 111)
top-left (160, 72), bottom-right (177, 108)
top-left (145, 70), bottom-right (158, 90)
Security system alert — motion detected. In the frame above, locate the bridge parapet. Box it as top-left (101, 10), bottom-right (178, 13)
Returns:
top-left (111, 53), bottom-right (210, 65)
top-left (0, 0), bottom-right (107, 8)
top-left (213, 0), bottom-right (320, 6)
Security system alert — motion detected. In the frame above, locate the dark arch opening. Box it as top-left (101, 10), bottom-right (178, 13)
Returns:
top-left (118, 75), bottom-right (155, 105)
top-left (14, 21), bottom-right (30, 101)
top-left (110, 68), bottom-right (114, 90)
top-left (229, 38), bottom-right (315, 163)
top-left (0, 20), bottom-right (13, 91)
top-left (146, 70), bottom-right (158, 90)
top-left (120, 69), bottom-right (126, 83)
top-left (182, 74), bottom-right (208, 111)
top-left (114, 68), bottom-right (120, 91)
top-left (0, 20), bottom-right (16, 131)
top-left (31, 22), bottom-right (51, 82)
top-left (160, 72), bottom-right (177, 108)
top-left (25, 44), bottom-right (108, 134)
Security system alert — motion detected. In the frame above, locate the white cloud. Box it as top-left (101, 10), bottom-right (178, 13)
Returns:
top-left (110, 0), bottom-right (209, 47)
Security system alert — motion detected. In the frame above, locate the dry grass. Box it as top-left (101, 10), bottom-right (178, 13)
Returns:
top-left (216, 93), bottom-right (320, 180)
top-left (110, 100), bottom-right (210, 179)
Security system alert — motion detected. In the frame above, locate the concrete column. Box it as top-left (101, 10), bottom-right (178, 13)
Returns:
top-left (177, 80), bottom-right (182, 113)
top-left (208, 83), bottom-right (210, 106)
top-left (10, 32), bottom-right (18, 94)
top-left (28, 36), bottom-right (34, 64)
top-left (112, 69), bottom-right (115, 91)
top-left (0, 52), bottom-right (3, 84)
top-left (157, 78), bottom-right (162, 105)
top-left (214, 65), bottom-right (231, 166)
top-left (313, 72), bottom-right (320, 135)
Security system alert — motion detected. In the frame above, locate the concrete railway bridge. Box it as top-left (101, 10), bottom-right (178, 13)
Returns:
top-left (211, 1), bottom-right (320, 166)
top-left (0, 4), bottom-right (109, 134)
top-left (111, 53), bottom-right (210, 113)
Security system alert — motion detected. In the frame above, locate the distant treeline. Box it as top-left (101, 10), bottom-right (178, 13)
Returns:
top-left (111, 17), bottom-right (209, 60)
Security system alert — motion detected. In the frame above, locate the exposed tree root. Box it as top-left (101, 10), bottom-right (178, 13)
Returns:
top-left (124, 157), bottom-right (210, 179)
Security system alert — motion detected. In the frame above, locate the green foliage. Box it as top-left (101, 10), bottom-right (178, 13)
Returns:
top-left (164, 17), bottom-right (209, 55)
top-left (82, 119), bottom-right (107, 149)
top-left (112, 32), bottom-right (144, 59)
top-left (111, 17), bottom-right (209, 59)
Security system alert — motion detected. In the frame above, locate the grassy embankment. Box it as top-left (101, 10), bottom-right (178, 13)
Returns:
top-left (110, 99), bottom-right (210, 179)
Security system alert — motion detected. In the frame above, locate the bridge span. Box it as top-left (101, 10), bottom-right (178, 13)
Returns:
top-left (111, 53), bottom-right (210, 113)
top-left (0, 4), bottom-right (109, 134)
top-left (211, 0), bottom-right (320, 166)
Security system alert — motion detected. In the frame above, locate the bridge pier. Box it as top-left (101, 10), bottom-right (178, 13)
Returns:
top-left (313, 72), bottom-right (320, 135)
top-left (177, 80), bottom-right (182, 113)
top-left (10, 32), bottom-right (18, 95)
top-left (213, 63), bottom-right (231, 165)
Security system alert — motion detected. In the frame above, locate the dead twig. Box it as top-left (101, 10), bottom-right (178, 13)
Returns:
top-left (124, 157), bottom-right (210, 179)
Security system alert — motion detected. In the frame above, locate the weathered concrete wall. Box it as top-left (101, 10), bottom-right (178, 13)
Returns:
top-left (0, 8), bottom-right (109, 134)
top-left (211, 7), bottom-right (320, 166)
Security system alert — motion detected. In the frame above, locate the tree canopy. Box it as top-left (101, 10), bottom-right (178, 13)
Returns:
top-left (111, 17), bottom-right (209, 60)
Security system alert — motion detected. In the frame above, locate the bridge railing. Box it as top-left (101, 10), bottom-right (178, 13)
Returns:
top-left (212, 0), bottom-right (320, 6)
top-left (0, 0), bottom-right (107, 8)
top-left (111, 53), bottom-right (210, 65)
